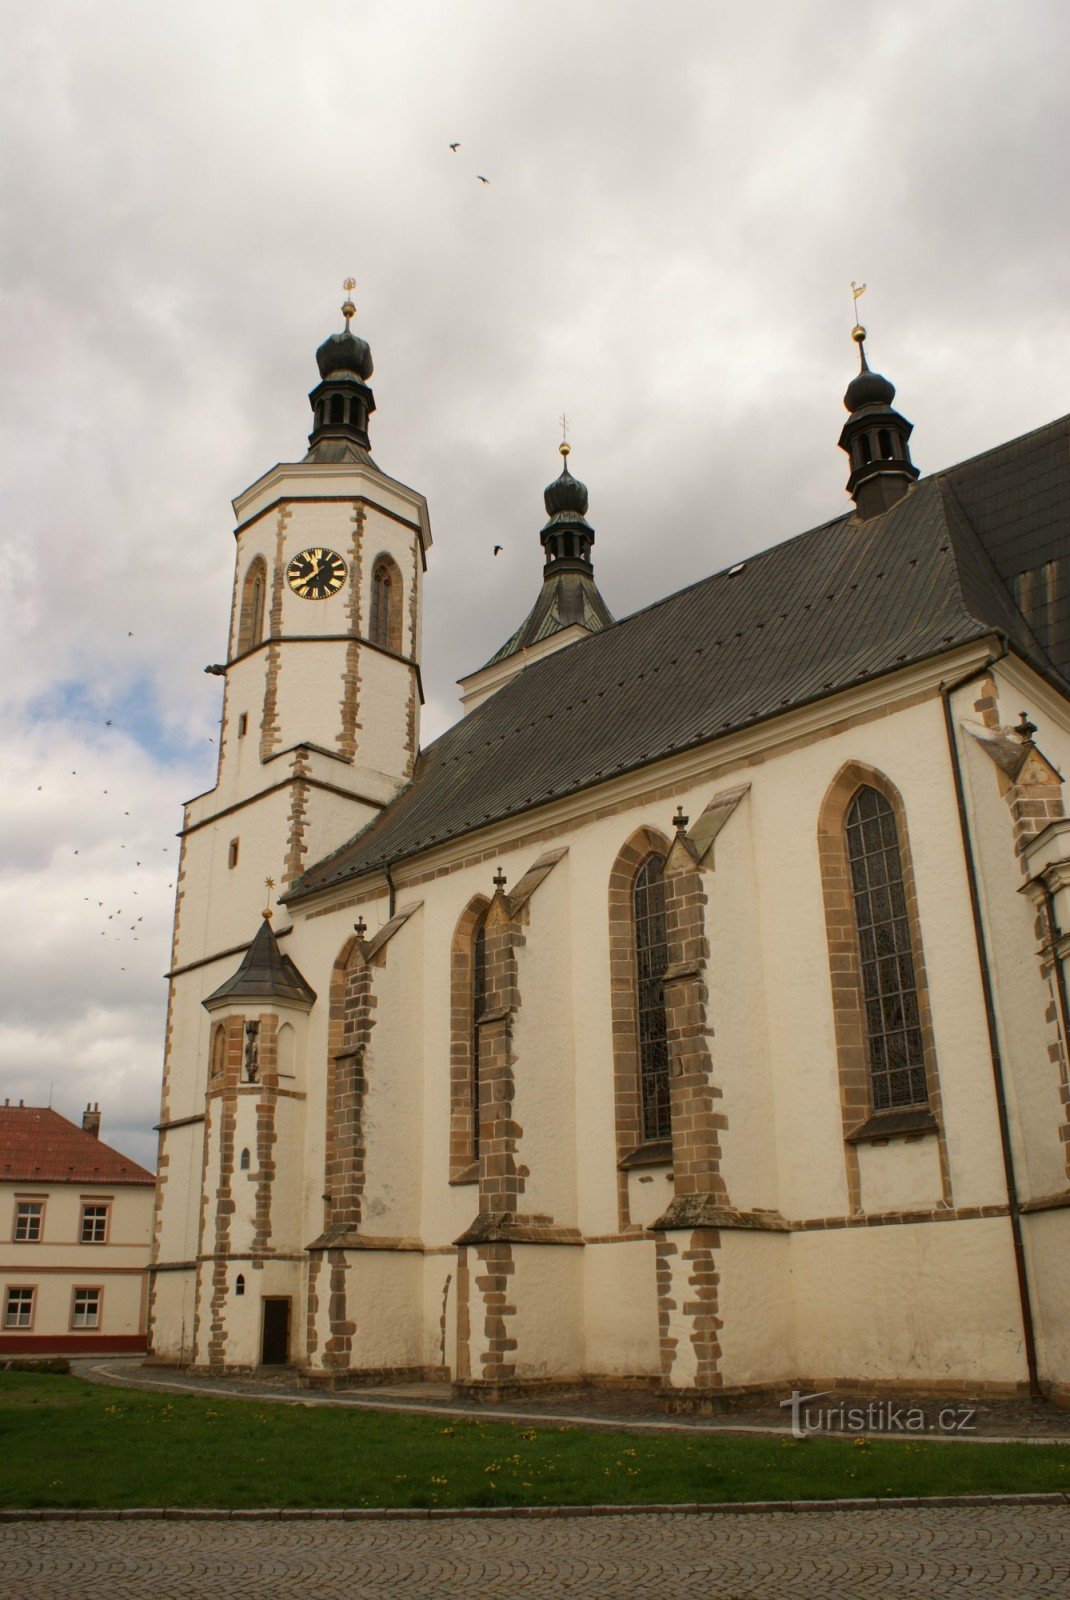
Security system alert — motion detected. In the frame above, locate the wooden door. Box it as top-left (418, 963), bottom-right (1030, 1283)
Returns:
top-left (261, 1297), bottom-right (290, 1365)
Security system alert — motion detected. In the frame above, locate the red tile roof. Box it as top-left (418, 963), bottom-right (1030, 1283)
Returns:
top-left (0, 1106), bottom-right (155, 1186)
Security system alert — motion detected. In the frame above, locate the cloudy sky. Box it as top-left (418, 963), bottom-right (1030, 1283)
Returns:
top-left (2, 0), bottom-right (1069, 1168)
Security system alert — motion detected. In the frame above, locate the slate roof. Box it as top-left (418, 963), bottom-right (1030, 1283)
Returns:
top-left (0, 1106), bottom-right (155, 1185)
top-left (289, 418), bottom-right (1070, 904)
top-left (203, 914), bottom-right (317, 1008)
top-left (481, 568), bottom-right (615, 669)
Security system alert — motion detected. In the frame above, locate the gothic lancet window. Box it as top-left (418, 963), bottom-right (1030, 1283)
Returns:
top-left (237, 557), bottom-right (267, 655)
top-left (369, 555), bottom-right (403, 652)
top-left (471, 915), bottom-right (487, 1159)
top-left (633, 854), bottom-right (671, 1140)
top-left (845, 786), bottom-right (928, 1110)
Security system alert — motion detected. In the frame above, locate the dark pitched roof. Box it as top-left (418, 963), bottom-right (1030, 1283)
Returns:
top-left (290, 421), bottom-right (1070, 903)
top-left (482, 568), bottom-right (615, 669)
top-left (203, 915), bottom-right (317, 1008)
top-left (0, 1106), bottom-right (155, 1185)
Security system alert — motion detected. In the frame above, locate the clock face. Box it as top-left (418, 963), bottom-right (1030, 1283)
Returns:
top-left (286, 546), bottom-right (347, 600)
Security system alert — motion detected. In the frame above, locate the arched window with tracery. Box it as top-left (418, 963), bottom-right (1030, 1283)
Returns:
top-left (633, 854), bottom-right (671, 1140)
top-left (369, 555), bottom-right (403, 653)
top-left (449, 896), bottom-right (489, 1182)
top-left (845, 786), bottom-right (928, 1110)
top-left (237, 557), bottom-right (267, 655)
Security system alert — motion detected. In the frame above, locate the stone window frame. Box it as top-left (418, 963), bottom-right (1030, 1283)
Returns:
top-left (608, 825), bottom-right (673, 1229)
top-left (236, 556), bottom-right (268, 656)
top-left (70, 1285), bottom-right (103, 1330)
top-left (368, 552), bottom-right (404, 653)
top-left (79, 1201), bottom-right (111, 1245)
top-left (12, 1199), bottom-right (45, 1243)
top-left (209, 1023), bottom-right (227, 1080)
top-left (449, 895), bottom-right (490, 1185)
top-left (3, 1285), bottom-right (35, 1329)
top-left (817, 761), bottom-right (952, 1209)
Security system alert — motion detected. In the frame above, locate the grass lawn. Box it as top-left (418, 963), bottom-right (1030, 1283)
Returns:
top-left (2, 1371), bottom-right (1068, 1510)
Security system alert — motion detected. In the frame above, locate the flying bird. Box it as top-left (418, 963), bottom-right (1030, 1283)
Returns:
top-left (105, 720), bottom-right (112, 727)
top-left (493, 545), bottom-right (503, 556)
top-left (477, 174), bottom-right (490, 184)
top-left (449, 142), bottom-right (460, 151)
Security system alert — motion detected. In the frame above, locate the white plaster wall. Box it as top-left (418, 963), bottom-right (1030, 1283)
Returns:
top-left (356, 648), bottom-right (416, 787)
top-left (154, 1122), bottom-right (205, 1264)
top-left (582, 1240), bottom-right (660, 1377)
top-left (707, 797), bottom-right (781, 1214)
top-left (956, 688), bottom-right (1069, 1200)
top-left (344, 1251), bottom-right (423, 1368)
top-left (422, 1253), bottom-right (457, 1371)
top-left (362, 912), bottom-right (425, 1237)
top-left (150, 1271), bottom-right (195, 1360)
top-left (661, 1245), bottom-right (698, 1388)
top-left (511, 864), bottom-right (577, 1225)
top-left (175, 788), bottom-right (292, 964)
top-left (791, 1220), bottom-right (1029, 1383)
top-left (509, 1245), bottom-right (585, 1379)
top-left (716, 1231), bottom-right (795, 1387)
top-left (857, 1137), bottom-right (945, 1213)
top-left (626, 1168), bottom-right (675, 1228)
top-left (1023, 1210), bottom-right (1070, 1385)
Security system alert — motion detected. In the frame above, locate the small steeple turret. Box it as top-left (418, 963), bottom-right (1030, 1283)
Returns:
top-left (306, 279), bottom-right (377, 463)
top-left (838, 321), bottom-right (919, 519)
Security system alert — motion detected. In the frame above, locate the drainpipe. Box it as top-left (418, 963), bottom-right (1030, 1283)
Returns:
top-left (939, 647), bottom-right (1042, 1399)
top-left (385, 861), bottom-right (397, 920)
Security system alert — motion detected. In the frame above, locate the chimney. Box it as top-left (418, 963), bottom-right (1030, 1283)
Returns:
top-left (82, 1102), bottom-right (101, 1139)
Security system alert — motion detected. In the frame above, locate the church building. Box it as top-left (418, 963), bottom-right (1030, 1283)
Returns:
top-left (148, 289), bottom-right (1070, 1406)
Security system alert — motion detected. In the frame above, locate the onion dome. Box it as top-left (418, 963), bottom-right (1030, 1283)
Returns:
top-left (844, 332), bottom-right (895, 411)
top-left (305, 281), bottom-right (377, 464)
top-left (544, 455), bottom-right (589, 518)
top-left (838, 323), bottom-right (919, 520)
top-left (316, 327), bottom-right (373, 382)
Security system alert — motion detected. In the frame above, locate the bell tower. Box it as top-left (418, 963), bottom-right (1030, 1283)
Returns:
top-left (148, 289), bottom-right (432, 1363)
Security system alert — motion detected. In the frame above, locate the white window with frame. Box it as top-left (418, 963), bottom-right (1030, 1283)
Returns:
top-left (13, 1201), bottom-right (44, 1242)
top-left (80, 1203), bottom-right (110, 1244)
top-left (4, 1286), bottom-right (35, 1328)
top-left (71, 1287), bottom-right (101, 1329)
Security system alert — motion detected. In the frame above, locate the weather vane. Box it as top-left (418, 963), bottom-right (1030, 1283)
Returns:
top-left (559, 412), bottom-right (570, 459)
top-left (342, 277), bottom-right (356, 329)
top-left (851, 280), bottom-right (867, 341)
top-left (263, 876), bottom-right (276, 920)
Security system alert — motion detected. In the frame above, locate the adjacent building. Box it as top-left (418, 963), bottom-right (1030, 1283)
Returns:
top-left (147, 295), bottom-right (1070, 1406)
top-left (1, 1103), bottom-right (154, 1355)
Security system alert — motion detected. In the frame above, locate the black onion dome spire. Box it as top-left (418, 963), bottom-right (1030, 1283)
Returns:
top-left (838, 322), bottom-right (919, 521)
top-left (541, 443), bottom-right (594, 573)
top-left (480, 441), bottom-right (614, 671)
top-left (305, 280), bottom-right (377, 465)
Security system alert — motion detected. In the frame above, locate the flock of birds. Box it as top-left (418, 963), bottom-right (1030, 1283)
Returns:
top-left (449, 141), bottom-right (490, 185)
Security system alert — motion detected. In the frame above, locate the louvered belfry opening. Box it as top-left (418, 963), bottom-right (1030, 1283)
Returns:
top-left (845, 786), bottom-right (928, 1111)
top-left (633, 853), bottom-right (671, 1140)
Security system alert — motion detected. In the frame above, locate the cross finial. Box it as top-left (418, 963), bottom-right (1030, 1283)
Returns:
top-left (851, 280), bottom-right (867, 342)
top-left (354, 916), bottom-right (367, 939)
top-left (1015, 710), bottom-right (1038, 744)
top-left (263, 876), bottom-right (276, 921)
top-left (673, 805), bottom-right (689, 832)
top-left (493, 866), bottom-right (507, 893)
top-left (559, 412), bottom-right (570, 460)
top-left (342, 277), bottom-right (357, 329)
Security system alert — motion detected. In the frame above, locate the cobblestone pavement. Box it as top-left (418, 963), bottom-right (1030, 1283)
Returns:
top-left (76, 1358), bottom-right (1070, 1442)
top-left (2, 1506), bottom-right (1068, 1598)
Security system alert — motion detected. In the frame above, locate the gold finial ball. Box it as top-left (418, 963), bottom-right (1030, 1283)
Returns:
top-left (341, 298), bottom-right (356, 321)
top-left (851, 323), bottom-right (867, 344)
top-left (559, 441), bottom-right (571, 458)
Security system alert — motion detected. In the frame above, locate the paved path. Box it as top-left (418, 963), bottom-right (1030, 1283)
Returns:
top-left (76, 1358), bottom-right (1070, 1443)
top-left (2, 1506), bottom-right (1068, 1598)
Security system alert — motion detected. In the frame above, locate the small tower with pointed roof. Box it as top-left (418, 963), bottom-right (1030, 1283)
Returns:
top-left (458, 442), bottom-right (614, 712)
top-left (838, 323), bottom-right (919, 519)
